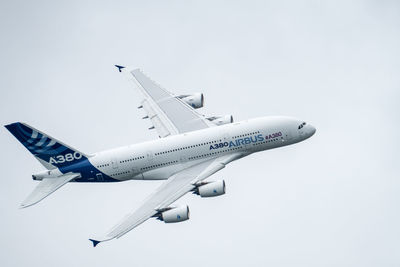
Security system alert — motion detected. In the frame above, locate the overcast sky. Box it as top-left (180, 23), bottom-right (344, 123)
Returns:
top-left (1, 1), bottom-right (399, 266)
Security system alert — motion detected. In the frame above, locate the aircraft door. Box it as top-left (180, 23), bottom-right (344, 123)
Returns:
top-left (223, 131), bottom-right (233, 149)
top-left (284, 130), bottom-right (293, 142)
top-left (131, 167), bottom-right (144, 179)
top-left (147, 151), bottom-right (154, 162)
top-left (223, 131), bottom-right (231, 143)
top-left (131, 167), bottom-right (139, 175)
top-left (299, 126), bottom-right (305, 138)
top-left (96, 173), bottom-right (104, 182)
top-left (179, 155), bottom-right (187, 163)
top-left (111, 158), bottom-right (119, 169)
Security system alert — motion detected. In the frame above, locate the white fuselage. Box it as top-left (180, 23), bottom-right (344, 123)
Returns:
top-left (86, 116), bottom-right (315, 182)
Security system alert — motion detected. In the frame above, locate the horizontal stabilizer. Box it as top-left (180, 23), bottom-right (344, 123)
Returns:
top-left (21, 173), bottom-right (79, 208)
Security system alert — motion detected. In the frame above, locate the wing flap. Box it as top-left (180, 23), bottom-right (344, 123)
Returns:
top-left (120, 68), bottom-right (214, 136)
top-left (20, 173), bottom-right (79, 208)
top-left (142, 99), bottom-right (173, 137)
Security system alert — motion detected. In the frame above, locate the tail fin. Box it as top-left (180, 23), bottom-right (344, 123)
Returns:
top-left (5, 122), bottom-right (89, 169)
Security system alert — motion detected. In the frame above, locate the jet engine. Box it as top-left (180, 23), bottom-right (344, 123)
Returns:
top-left (195, 180), bottom-right (226, 198)
top-left (160, 205), bottom-right (190, 223)
top-left (178, 93), bottom-right (204, 109)
top-left (206, 115), bottom-right (234, 126)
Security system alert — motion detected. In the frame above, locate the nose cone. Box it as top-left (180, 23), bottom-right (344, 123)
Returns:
top-left (306, 124), bottom-right (316, 137)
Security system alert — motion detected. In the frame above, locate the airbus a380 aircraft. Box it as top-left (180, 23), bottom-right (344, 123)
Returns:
top-left (5, 66), bottom-right (315, 247)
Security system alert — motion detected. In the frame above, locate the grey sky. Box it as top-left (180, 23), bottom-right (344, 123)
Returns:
top-left (1, 1), bottom-right (399, 266)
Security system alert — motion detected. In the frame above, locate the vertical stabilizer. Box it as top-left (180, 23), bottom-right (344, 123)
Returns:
top-left (5, 122), bottom-right (89, 169)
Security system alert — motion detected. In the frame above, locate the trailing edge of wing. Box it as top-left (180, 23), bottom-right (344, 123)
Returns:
top-left (117, 67), bottom-right (214, 137)
top-left (89, 153), bottom-right (244, 247)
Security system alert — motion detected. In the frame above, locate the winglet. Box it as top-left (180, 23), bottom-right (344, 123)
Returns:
top-left (19, 203), bottom-right (31, 209)
top-left (115, 65), bottom-right (125, 72)
top-left (89, 239), bottom-right (101, 247)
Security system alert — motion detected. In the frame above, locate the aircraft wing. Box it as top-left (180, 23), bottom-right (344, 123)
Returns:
top-left (20, 173), bottom-right (80, 208)
top-left (89, 153), bottom-right (243, 247)
top-left (118, 67), bottom-right (214, 138)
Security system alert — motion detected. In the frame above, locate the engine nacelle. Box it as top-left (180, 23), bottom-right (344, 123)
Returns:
top-left (207, 115), bottom-right (233, 126)
top-left (161, 205), bottom-right (190, 223)
top-left (196, 180), bottom-right (226, 198)
top-left (178, 93), bottom-right (204, 109)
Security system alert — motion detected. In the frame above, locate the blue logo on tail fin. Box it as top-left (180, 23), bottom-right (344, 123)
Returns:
top-left (5, 122), bottom-right (88, 168)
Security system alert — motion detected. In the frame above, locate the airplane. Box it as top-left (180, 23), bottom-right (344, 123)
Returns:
top-left (5, 66), bottom-right (316, 247)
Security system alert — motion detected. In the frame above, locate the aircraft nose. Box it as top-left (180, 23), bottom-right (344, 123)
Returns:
top-left (307, 124), bottom-right (316, 137)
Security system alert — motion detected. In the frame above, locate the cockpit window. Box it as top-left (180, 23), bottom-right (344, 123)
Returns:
top-left (298, 122), bottom-right (306, 129)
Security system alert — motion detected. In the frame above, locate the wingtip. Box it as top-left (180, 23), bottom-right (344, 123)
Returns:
top-left (19, 201), bottom-right (34, 209)
top-left (89, 239), bottom-right (101, 247)
top-left (4, 122), bottom-right (19, 130)
top-left (114, 65), bottom-right (125, 72)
